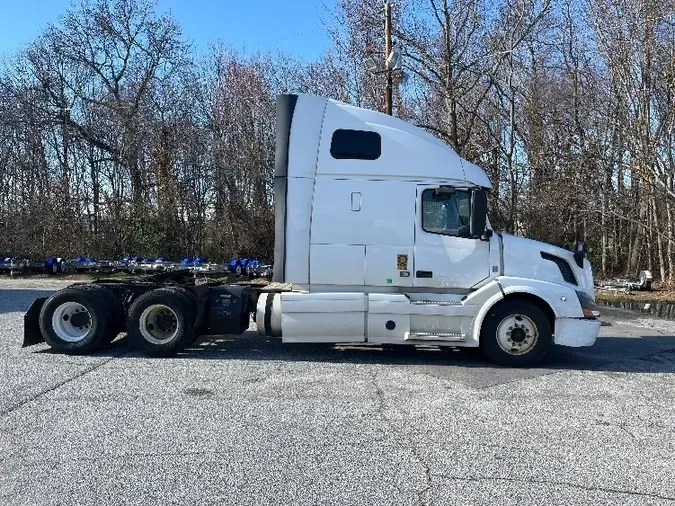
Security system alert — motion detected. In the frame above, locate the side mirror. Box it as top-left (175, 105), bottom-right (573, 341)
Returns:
top-left (573, 240), bottom-right (586, 268)
top-left (575, 240), bottom-right (587, 254)
top-left (469, 189), bottom-right (488, 239)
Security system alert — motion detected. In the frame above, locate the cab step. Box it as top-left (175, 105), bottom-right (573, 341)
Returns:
top-left (410, 300), bottom-right (462, 306)
top-left (406, 332), bottom-right (466, 342)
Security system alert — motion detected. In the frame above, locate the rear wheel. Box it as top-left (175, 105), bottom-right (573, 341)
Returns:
top-left (78, 284), bottom-right (125, 341)
top-left (126, 287), bottom-right (197, 357)
top-left (39, 286), bottom-right (116, 354)
top-left (479, 300), bottom-right (552, 367)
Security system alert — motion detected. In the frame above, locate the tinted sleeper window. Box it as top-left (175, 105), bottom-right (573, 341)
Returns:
top-left (330, 129), bottom-right (381, 160)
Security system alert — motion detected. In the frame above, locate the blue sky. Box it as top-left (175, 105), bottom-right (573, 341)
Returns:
top-left (0, 0), bottom-right (336, 60)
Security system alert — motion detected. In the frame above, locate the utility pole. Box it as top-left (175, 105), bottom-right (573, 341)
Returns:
top-left (384, 1), bottom-right (393, 116)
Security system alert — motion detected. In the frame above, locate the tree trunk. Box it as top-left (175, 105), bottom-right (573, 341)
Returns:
top-left (628, 183), bottom-right (648, 276)
top-left (651, 186), bottom-right (666, 281)
top-left (667, 175), bottom-right (674, 283)
top-left (646, 188), bottom-right (653, 275)
top-left (601, 188), bottom-right (607, 277)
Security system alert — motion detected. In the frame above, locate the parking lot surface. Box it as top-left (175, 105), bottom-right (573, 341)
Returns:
top-left (1, 279), bottom-right (674, 505)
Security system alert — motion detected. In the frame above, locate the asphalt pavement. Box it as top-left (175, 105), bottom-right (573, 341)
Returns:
top-left (1, 279), bottom-right (674, 505)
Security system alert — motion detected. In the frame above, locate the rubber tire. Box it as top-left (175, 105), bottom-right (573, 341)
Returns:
top-left (173, 286), bottom-right (202, 343)
top-left (479, 300), bottom-right (552, 367)
top-left (164, 286), bottom-right (198, 315)
top-left (46, 262), bottom-right (58, 276)
top-left (78, 284), bottom-right (125, 342)
top-left (39, 286), bottom-right (116, 354)
top-left (126, 287), bottom-right (197, 357)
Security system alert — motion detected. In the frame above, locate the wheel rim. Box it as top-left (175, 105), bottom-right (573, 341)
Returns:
top-left (52, 302), bottom-right (92, 342)
top-left (139, 304), bottom-right (180, 344)
top-left (495, 313), bottom-right (539, 355)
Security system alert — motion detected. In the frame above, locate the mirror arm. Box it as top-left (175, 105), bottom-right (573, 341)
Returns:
top-left (481, 229), bottom-right (493, 241)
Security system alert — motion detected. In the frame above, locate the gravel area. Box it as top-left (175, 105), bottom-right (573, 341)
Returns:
top-left (1, 279), bottom-right (674, 505)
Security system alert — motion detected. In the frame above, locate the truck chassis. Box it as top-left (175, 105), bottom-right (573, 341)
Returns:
top-left (23, 273), bottom-right (275, 357)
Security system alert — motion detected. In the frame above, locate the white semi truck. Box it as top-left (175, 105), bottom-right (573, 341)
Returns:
top-left (22, 93), bottom-right (601, 366)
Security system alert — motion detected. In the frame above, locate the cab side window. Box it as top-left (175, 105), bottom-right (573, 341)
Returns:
top-left (422, 189), bottom-right (471, 236)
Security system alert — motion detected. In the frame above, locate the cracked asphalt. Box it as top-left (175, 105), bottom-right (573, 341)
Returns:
top-left (1, 279), bottom-right (675, 505)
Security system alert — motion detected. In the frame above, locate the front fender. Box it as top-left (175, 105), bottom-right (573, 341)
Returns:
top-left (470, 277), bottom-right (584, 344)
top-left (498, 277), bottom-right (584, 317)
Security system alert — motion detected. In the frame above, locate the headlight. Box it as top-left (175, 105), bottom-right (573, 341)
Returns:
top-left (576, 290), bottom-right (600, 318)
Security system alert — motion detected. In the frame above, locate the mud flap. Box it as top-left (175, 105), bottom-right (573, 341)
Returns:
top-left (23, 297), bottom-right (47, 347)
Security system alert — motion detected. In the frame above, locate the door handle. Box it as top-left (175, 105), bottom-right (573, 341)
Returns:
top-left (350, 192), bottom-right (362, 211)
top-left (416, 270), bottom-right (433, 278)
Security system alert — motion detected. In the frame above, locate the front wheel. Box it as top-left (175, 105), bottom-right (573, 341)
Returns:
top-left (479, 300), bottom-right (552, 367)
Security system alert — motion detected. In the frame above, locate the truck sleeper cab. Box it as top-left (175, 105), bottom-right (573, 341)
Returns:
top-left (22, 93), bottom-right (601, 367)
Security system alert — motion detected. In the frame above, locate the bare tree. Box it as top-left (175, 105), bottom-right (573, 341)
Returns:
top-left (2, 0), bottom-right (675, 283)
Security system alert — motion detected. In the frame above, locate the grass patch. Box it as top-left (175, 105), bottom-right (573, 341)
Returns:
top-left (596, 288), bottom-right (675, 304)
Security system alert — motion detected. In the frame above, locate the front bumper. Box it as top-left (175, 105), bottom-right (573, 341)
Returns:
top-left (554, 317), bottom-right (601, 347)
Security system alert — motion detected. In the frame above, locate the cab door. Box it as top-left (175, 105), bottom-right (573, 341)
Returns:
top-left (413, 185), bottom-right (491, 288)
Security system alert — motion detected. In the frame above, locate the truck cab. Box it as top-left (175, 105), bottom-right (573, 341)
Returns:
top-left (23, 93), bottom-right (601, 367)
top-left (256, 93), bottom-right (601, 366)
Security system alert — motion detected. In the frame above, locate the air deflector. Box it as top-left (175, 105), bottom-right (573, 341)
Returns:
top-left (273, 94), bottom-right (297, 282)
